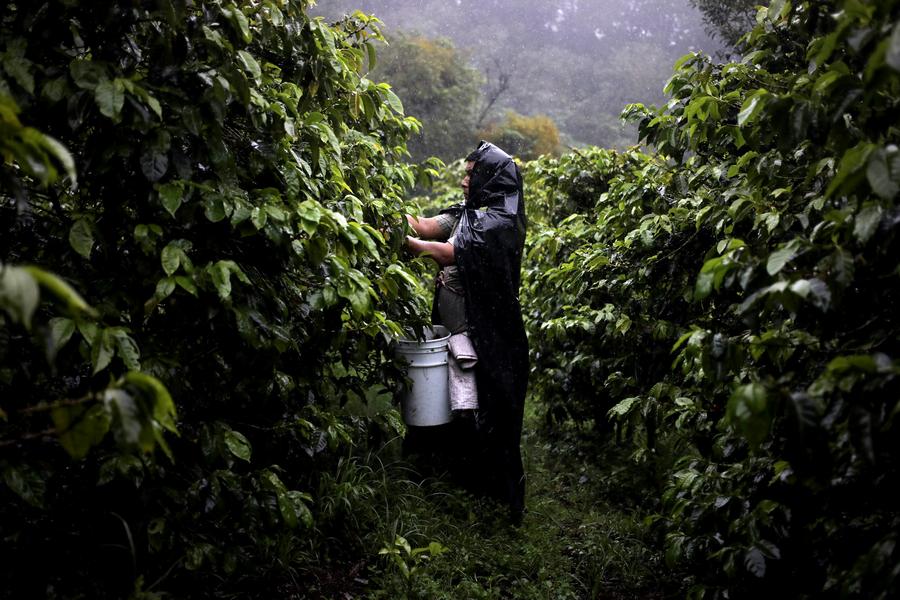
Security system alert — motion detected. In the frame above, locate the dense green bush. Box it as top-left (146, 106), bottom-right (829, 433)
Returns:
top-left (523, 0), bottom-right (900, 596)
top-left (0, 1), bottom-right (433, 597)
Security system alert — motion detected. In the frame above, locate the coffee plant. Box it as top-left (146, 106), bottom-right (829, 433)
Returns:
top-left (523, 0), bottom-right (900, 596)
top-left (1, 1), bottom-right (434, 597)
top-left (5, 0), bottom-right (900, 597)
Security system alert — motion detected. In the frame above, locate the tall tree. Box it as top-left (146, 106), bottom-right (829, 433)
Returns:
top-left (375, 33), bottom-right (483, 161)
top-left (690, 0), bottom-right (758, 48)
top-left (312, 0), bottom-right (722, 148)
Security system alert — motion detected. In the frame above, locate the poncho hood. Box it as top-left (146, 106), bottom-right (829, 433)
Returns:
top-left (465, 141), bottom-right (521, 210)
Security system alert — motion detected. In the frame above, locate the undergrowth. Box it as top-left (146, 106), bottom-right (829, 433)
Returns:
top-left (306, 405), bottom-right (681, 599)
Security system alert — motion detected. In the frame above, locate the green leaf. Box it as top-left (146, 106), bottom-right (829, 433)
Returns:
top-left (112, 329), bottom-right (141, 371)
top-left (104, 388), bottom-right (143, 448)
top-left (2, 463), bottom-right (46, 508)
top-left (69, 59), bottom-right (105, 90)
top-left (727, 383), bottom-right (771, 447)
top-left (154, 277), bottom-right (176, 301)
top-left (607, 397), bottom-right (641, 419)
top-left (52, 403), bottom-right (111, 459)
top-left (766, 240), bottom-right (800, 275)
top-left (853, 204), bottom-right (882, 243)
top-left (69, 218), bottom-right (94, 258)
top-left (77, 321), bottom-right (99, 344)
top-left (0, 265), bottom-right (40, 328)
top-left (141, 149), bottom-right (169, 182)
top-left (230, 7), bottom-right (252, 43)
top-left (737, 90), bottom-right (769, 127)
top-left (48, 317), bottom-right (76, 355)
top-left (887, 21), bottom-right (900, 72)
top-left (175, 275), bottom-right (197, 296)
top-left (3, 54), bottom-right (35, 94)
top-left (745, 547), bottom-right (766, 578)
top-left (768, 0), bottom-right (789, 22)
top-left (251, 207), bottom-right (268, 229)
top-left (866, 149), bottom-right (899, 200)
top-left (158, 183), bottom-right (183, 217)
top-left (91, 329), bottom-right (116, 374)
top-left (207, 260), bottom-right (244, 300)
top-left (161, 243), bottom-right (182, 276)
top-left (827, 354), bottom-right (878, 374)
top-left (94, 78), bottom-right (125, 119)
top-left (42, 77), bottom-right (67, 103)
top-left (236, 50), bottom-right (261, 81)
top-left (808, 32), bottom-right (839, 73)
top-left (224, 429), bottom-right (252, 462)
top-left (380, 87), bottom-right (404, 115)
top-left (365, 41), bottom-right (377, 71)
top-left (123, 371), bottom-right (178, 433)
top-left (283, 490), bottom-right (314, 529)
top-left (210, 261), bottom-right (233, 300)
top-left (827, 142), bottom-right (874, 198)
top-left (205, 198), bottom-right (228, 223)
top-left (297, 200), bottom-right (322, 234)
top-left (40, 134), bottom-right (77, 184)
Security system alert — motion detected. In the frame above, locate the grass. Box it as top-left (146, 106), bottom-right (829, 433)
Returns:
top-left (303, 403), bottom-right (681, 599)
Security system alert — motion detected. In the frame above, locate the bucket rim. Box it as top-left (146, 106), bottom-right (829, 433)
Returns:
top-left (395, 325), bottom-right (451, 345)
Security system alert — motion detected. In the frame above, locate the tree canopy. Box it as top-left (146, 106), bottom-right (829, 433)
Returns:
top-left (373, 33), bottom-right (482, 162)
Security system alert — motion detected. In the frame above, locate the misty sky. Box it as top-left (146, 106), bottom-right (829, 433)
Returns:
top-left (311, 0), bottom-right (727, 147)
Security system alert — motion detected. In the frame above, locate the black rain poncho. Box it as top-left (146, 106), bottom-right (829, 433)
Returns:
top-left (435, 141), bottom-right (529, 513)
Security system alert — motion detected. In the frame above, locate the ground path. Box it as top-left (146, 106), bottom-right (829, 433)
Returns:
top-left (347, 411), bottom-right (675, 599)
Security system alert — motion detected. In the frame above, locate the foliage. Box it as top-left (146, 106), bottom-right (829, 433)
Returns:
top-left (361, 419), bottom-right (670, 600)
top-left (1, 91), bottom-right (177, 471)
top-left (312, 0), bottom-right (721, 149)
top-left (690, 0), bottom-right (758, 49)
top-left (0, 1), bottom-right (434, 597)
top-left (370, 32), bottom-right (482, 162)
top-left (523, 0), bottom-right (900, 596)
top-left (478, 110), bottom-right (562, 161)
top-left (409, 158), bottom-right (466, 218)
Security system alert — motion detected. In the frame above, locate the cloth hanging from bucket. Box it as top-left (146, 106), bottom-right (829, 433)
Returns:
top-left (448, 333), bottom-right (478, 411)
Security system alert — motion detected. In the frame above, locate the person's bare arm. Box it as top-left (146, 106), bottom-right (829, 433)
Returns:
top-left (406, 237), bottom-right (455, 267)
top-left (406, 214), bottom-right (447, 240)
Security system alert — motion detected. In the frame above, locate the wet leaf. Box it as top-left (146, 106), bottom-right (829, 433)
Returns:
top-left (52, 403), bottom-right (111, 459)
top-left (141, 149), bottom-right (169, 182)
top-left (745, 547), bottom-right (766, 578)
top-left (161, 243), bottom-right (182, 276)
top-left (91, 329), bottom-right (115, 374)
top-left (104, 388), bottom-right (142, 447)
top-left (69, 218), bottom-right (94, 258)
top-left (224, 429), bottom-right (252, 462)
top-left (866, 150), bottom-right (899, 200)
top-left (887, 21), bottom-right (900, 72)
top-left (236, 50), bottom-right (261, 81)
top-left (94, 78), bottom-right (125, 118)
top-left (380, 87), bottom-right (404, 115)
top-left (737, 90), bottom-right (768, 127)
top-left (112, 329), bottom-right (141, 371)
top-left (48, 317), bottom-right (76, 355)
top-left (853, 205), bottom-right (882, 243)
top-left (766, 240), bottom-right (800, 275)
top-left (2, 463), bottom-right (46, 508)
top-left (0, 265), bottom-right (40, 328)
top-left (158, 183), bottom-right (183, 217)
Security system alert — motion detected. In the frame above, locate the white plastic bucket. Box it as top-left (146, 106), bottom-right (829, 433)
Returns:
top-left (396, 326), bottom-right (451, 426)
